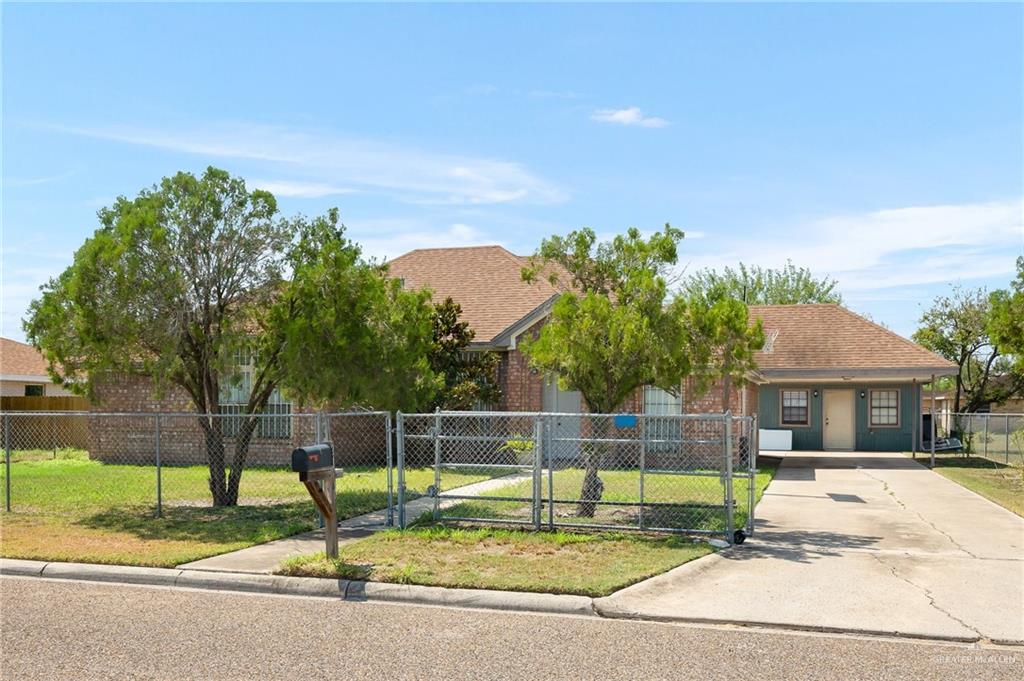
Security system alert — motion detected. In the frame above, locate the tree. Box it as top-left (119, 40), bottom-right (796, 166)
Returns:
top-left (989, 257), bottom-right (1024, 377)
top-left (520, 225), bottom-right (702, 516)
top-left (26, 167), bottom-right (436, 506)
top-left (685, 260), bottom-right (842, 305)
top-left (913, 285), bottom-right (1009, 414)
top-left (685, 284), bottom-right (765, 412)
top-left (427, 297), bottom-right (500, 410)
top-left (271, 214), bottom-right (439, 413)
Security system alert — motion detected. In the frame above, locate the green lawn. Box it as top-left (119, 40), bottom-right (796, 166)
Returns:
top-left (434, 460), bottom-right (778, 534)
top-left (0, 453), bottom-right (491, 567)
top-left (278, 526), bottom-right (714, 597)
top-left (916, 453), bottom-right (1024, 517)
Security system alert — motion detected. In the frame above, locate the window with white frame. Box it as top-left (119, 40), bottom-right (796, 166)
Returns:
top-left (870, 389), bottom-right (900, 427)
top-left (219, 347), bottom-right (291, 439)
top-left (780, 389), bottom-right (810, 426)
top-left (644, 385), bottom-right (683, 453)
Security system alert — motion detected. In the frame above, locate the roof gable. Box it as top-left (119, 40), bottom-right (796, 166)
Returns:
top-left (748, 304), bottom-right (956, 374)
top-left (0, 337), bottom-right (52, 379)
top-left (387, 245), bottom-right (561, 344)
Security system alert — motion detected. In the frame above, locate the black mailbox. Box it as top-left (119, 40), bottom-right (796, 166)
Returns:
top-left (291, 444), bottom-right (334, 474)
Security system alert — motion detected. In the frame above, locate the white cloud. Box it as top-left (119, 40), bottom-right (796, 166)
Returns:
top-left (49, 123), bottom-right (567, 206)
top-left (590, 107), bottom-right (669, 128)
top-left (249, 179), bottom-right (360, 198)
top-left (347, 220), bottom-right (498, 262)
top-left (678, 198), bottom-right (1024, 293)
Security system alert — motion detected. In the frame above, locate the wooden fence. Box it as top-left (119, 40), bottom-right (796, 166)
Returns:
top-left (1, 395), bottom-right (91, 412)
top-left (1, 396), bottom-right (92, 450)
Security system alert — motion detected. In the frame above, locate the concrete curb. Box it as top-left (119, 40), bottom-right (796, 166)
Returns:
top-left (591, 600), bottom-right (995, 645)
top-left (0, 559), bottom-right (592, 618)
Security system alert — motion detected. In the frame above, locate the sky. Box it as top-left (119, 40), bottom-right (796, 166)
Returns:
top-left (2, 2), bottom-right (1022, 342)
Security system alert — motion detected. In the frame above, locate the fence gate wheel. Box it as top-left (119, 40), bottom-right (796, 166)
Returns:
top-left (733, 530), bottom-right (747, 545)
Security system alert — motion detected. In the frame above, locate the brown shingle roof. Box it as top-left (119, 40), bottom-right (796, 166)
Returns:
top-left (748, 304), bottom-right (956, 374)
top-left (0, 337), bottom-right (51, 378)
top-left (387, 245), bottom-right (561, 344)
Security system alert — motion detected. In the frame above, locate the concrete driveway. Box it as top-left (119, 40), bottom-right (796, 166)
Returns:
top-left (596, 451), bottom-right (1024, 644)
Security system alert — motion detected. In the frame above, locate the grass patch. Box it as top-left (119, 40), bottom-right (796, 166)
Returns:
top-left (0, 457), bottom-right (491, 567)
top-left (438, 460), bottom-right (778, 533)
top-left (277, 526), bottom-right (713, 596)
top-left (921, 454), bottom-right (1024, 517)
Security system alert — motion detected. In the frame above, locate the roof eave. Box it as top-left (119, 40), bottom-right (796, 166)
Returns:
top-left (490, 294), bottom-right (560, 349)
top-left (759, 367), bottom-right (959, 383)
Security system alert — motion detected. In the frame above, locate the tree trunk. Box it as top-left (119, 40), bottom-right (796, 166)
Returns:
top-left (199, 416), bottom-right (233, 507)
top-left (226, 417), bottom-right (259, 505)
top-left (577, 417), bottom-right (608, 518)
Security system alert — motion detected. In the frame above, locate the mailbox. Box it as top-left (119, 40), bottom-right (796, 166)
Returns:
top-left (291, 444), bottom-right (334, 476)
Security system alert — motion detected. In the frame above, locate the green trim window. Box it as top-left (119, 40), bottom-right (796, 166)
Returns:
top-left (24, 384), bottom-right (44, 397)
top-left (870, 389), bottom-right (900, 427)
top-left (780, 389), bottom-right (810, 426)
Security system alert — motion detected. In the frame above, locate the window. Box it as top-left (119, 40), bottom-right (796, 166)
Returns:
top-left (870, 389), bottom-right (900, 427)
top-left (644, 385), bottom-right (683, 453)
top-left (219, 348), bottom-right (292, 439)
top-left (780, 390), bottom-right (810, 426)
top-left (24, 384), bottom-right (44, 397)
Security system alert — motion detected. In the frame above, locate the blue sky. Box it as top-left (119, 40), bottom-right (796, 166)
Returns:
top-left (3, 2), bottom-right (1022, 342)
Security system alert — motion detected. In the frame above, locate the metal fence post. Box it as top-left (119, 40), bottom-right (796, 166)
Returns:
top-left (396, 412), bottom-right (406, 529)
top-left (638, 414), bottom-right (646, 531)
top-left (386, 412), bottom-right (394, 527)
top-left (4, 412), bottom-right (11, 512)
top-left (533, 415), bottom-right (543, 531)
top-left (155, 414), bottom-right (162, 518)
top-left (546, 416), bottom-right (554, 530)
top-left (748, 415), bottom-right (758, 536)
top-left (432, 408), bottom-right (442, 522)
top-left (1006, 415), bottom-right (1011, 465)
top-left (724, 411), bottom-right (735, 544)
top-left (984, 415), bottom-right (989, 459)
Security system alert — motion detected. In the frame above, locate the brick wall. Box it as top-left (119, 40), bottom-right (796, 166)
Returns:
top-left (87, 375), bottom-right (387, 467)
top-left (499, 319), bottom-right (546, 412)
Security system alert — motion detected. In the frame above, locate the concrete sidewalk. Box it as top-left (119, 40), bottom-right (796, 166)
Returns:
top-left (595, 451), bottom-right (1024, 644)
top-left (178, 472), bottom-right (532, 574)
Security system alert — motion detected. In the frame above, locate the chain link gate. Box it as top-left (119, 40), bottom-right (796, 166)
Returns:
top-left (391, 410), bottom-right (762, 544)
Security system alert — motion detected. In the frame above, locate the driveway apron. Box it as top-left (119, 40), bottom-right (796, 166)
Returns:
top-left (596, 451), bottom-right (1024, 644)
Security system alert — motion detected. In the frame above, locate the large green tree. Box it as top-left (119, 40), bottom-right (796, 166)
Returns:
top-left (912, 285), bottom-right (1018, 414)
top-left (521, 225), bottom-right (706, 516)
top-left (26, 167), bottom-right (436, 506)
top-left (685, 284), bottom-right (765, 412)
top-left (989, 257), bottom-right (1024, 377)
top-left (427, 297), bottom-right (500, 410)
top-left (685, 259), bottom-right (842, 305)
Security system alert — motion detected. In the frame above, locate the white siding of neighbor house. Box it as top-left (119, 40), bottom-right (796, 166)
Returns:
top-left (0, 379), bottom-right (75, 397)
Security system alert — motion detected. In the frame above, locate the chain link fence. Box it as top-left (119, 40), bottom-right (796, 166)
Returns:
top-left (1, 411), bottom-right (390, 517)
top-left (392, 410), bottom-right (759, 544)
top-left (946, 413), bottom-right (1024, 467)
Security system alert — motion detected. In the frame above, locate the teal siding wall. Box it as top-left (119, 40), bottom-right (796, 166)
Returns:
top-left (758, 383), bottom-right (916, 452)
top-left (758, 385), bottom-right (823, 450)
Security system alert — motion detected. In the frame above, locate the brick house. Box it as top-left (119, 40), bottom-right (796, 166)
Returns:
top-left (388, 246), bottom-right (957, 452)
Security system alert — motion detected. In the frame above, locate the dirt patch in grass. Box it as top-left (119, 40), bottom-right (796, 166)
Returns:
top-left (277, 526), bottom-right (713, 597)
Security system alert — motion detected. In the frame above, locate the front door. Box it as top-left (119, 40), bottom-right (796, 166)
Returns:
top-left (823, 389), bottom-right (855, 450)
top-left (542, 376), bottom-right (582, 459)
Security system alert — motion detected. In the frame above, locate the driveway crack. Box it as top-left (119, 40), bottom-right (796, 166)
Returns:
top-left (870, 553), bottom-right (985, 640)
top-left (857, 467), bottom-right (979, 558)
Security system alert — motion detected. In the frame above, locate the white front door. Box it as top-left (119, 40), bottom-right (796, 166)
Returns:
top-left (543, 376), bottom-right (582, 459)
top-left (823, 389), bottom-right (855, 450)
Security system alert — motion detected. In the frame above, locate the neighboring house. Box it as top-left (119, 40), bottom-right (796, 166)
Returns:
top-left (388, 246), bottom-right (958, 452)
top-left (0, 337), bottom-right (74, 397)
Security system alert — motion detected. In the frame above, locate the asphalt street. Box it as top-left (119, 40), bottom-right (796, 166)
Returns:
top-left (1, 577), bottom-right (1020, 680)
